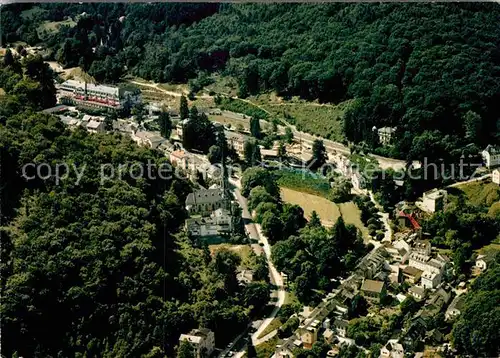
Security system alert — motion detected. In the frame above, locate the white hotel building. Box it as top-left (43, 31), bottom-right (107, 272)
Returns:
top-left (57, 80), bottom-right (141, 110)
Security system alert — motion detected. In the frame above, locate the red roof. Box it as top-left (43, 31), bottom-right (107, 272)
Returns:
top-left (398, 211), bottom-right (421, 230)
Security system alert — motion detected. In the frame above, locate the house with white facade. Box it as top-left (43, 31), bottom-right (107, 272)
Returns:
top-left (475, 253), bottom-right (496, 272)
top-left (492, 169), bottom-right (500, 185)
top-left (377, 127), bottom-right (397, 146)
top-left (179, 328), bottom-right (215, 358)
top-left (380, 339), bottom-right (404, 358)
top-left (421, 271), bottom-right (441, 289)
top-left (445, 294), bottom-right (467, 321)
top-left (482, 144), bottom-right (500, 168)
top-left (419, 189), bottom-right (447, 213)
top-left (86, 119), bottom-right (105, 133)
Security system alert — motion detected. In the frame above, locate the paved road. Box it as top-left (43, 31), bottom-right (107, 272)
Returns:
top-left (127, 79), bottom-right (410, 170)
top-left (225, 178), bottom-right (286, 356)
top-left (446, 173), bottom-right (491, 188)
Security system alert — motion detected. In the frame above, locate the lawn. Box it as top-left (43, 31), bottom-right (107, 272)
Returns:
top-left (253, 95), bottom-right (356, 142)
top-left (256, 336), bottom-right (279, 358)
top-left (208, 115), bottom-right (249, 131)
top-left (218, 98), bottom-right (269, 120)
top-left (209, 244), bottom-right (254, 268)
top-left (454, 181), bottom-right (500, 208)
top-left (256, 318), bottom-right (282, 339)
top-left (275, 169), bottom-right (332, 198)
top-left (37, 19), bottom-right (77, 38)
top-left (280, 187), bottom-right (369, 237)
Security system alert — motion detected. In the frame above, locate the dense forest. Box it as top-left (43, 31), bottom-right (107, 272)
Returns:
top-left (2, 3), bottom-right (500, 161)
top-left (0, 56), bottom-right (269, 357)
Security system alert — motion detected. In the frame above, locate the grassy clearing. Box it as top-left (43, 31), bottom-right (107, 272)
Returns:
top-left (209, 244), bottom-right (254, 267)
top-left (38, 19), bottom-right (77, 37)
top-left (218, 98), bottom-right (269, 120)
top-left (208, 115), bottom-right (249, 131)
top-left (338, 202), bottom-right (370, 238)
top-left (158, 83), bottom-right (189, 93)
top-left (255, 96), bottom-right (356, 142)
top-left (256, 336), bottom-right (279, 358)
top-left (280, 187), bottom-right (369, 238)
top-left (275, 169), bottom-right (331, 198)
top-left (21, 7), bottom-right (47, 20)
top-left (455, 181), bottom-right (500, 208)
top-left (257, 318), bottom-right (282, 339)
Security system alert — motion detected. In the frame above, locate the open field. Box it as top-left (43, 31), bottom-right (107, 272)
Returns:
top-left (209, 244), bottom-right (254, 267)
top-left (280, 187), bottom-right (369, 237)
top-left (454, 181), bottom-right (500, 208)
top-left (275, 169), bottom-right (331, 198)
top-left (249, 93), bottom-right (355, 142)
top-left (38, 19), bottom-right (77, 38)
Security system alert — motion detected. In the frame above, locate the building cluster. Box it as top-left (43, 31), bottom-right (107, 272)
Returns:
top-left (184, 185), bottom-right (234, 238)
top-left (481, 144), bottom-right (500, 168)
top-left (57, 79), bottom-right (141, 110)
top-left (275, 227), bottom-right (488, 358)
top-left (59, 114), bottom-right (106, 133)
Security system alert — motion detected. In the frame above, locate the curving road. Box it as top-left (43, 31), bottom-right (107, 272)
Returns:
top-left (224, 178), bottom-right (286, 357)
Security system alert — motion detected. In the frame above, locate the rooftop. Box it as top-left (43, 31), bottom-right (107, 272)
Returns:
top-left (403, 266), bottom-right (423, 277)
top-left (87, 120), bottom-right (102, 129)
top-left (423, 188), bottom-right (446, 200)
top-left (360, 279), bottom-right (384, 294)
top-left (409, 285), bottom-right (426, 297)
top-left (186, 188), bottom-right (224, 206)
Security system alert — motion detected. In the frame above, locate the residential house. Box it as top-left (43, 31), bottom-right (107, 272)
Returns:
top-left (59, 115), bottom-right (82, 129)
top-left (388, 264), bottom-right (402, 284)
top-left (227, 133), bottom-right (246, 158)
top-left (298, 319), bottom-right (320, 349)
top-left (323, 328), bottom-right (335, 344)
top-left (377, 126), bottom-right (397, 146)
top-left (236, 269), bottom-right (254, 285)
top-left (360, 279), bottom-right (386, 303)
top-left (356, 247), bottom-right (387, 279)
top-left (384, 242), bottom-right (409, 264)
top-left (421, 271), bottom-right (441, 289)
top-left (475, 253), bottom-right (496, 271)
top-left (493, 168), bottom-right (500, 185)
top-left (185, 208), bottom-right (233, 237)
top-left (86, 119), bottom-right (105, 133)
top-left (409, 285), bottom-right (426, 301)
top-left (179, 328), bottom-right (215, 358)
top-left (445, 294), bottom-right (467, 321)
top-left (380, 339), bottom-right (404, 358)
top-left (170, 150), bottom-right (189, 170)
top-left (333, 319), bottom-right (348, 337)
top-left (409, 253), bottom-right (446, 276)
top-left (419, 189), bottom-right (447, 213)
top-left (402, 266), bottom-right (423, 284)
top-left (482, 144), bottom-right (500, 168)
top-left (261, 148), bottom-right (279, 160)
top-left (132, 131), bottom-right (166, 149)
top-left (397, 211), bottom-right (421, 231)
top-left (402, 317), bottom-right (427, 350)
top-left (412, 240), bottom-right (431, 256)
